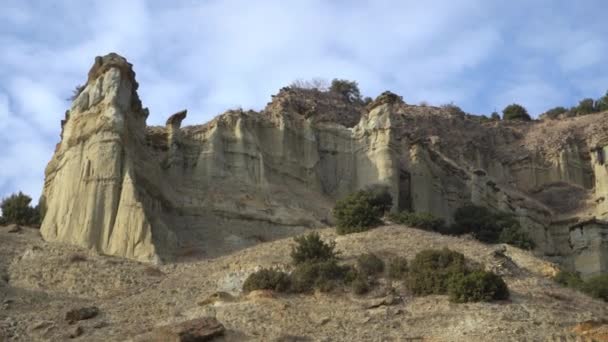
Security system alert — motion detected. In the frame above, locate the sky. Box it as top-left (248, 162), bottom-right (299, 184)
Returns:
top-left (1, 0), bottom-right (607, 204)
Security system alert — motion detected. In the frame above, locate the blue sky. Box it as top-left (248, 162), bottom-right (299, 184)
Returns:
top-left (1, 0), bottom-right (607, 203)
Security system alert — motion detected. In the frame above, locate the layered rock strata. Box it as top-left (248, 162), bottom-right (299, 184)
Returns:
top-left (40, 54), bottom-right (608, 276)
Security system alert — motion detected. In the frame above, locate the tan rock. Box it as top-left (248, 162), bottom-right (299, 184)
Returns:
top-left (39, 53), bottom-right (608, 277)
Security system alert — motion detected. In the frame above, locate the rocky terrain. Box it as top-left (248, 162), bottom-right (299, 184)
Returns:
top-left (3, 53), bottom-right (608, 341)
top-left (38, 53), bottom-right (607, 279)
top-left (1, 224), bottom-right (607, 341)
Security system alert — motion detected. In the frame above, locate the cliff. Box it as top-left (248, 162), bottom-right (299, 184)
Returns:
top-left (40, 54), bottom-right (608, 277)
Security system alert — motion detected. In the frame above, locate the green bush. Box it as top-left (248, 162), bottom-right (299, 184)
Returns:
top-left (596, 91), bottom-right (608, 112)
top-left (442, 103), bottom-right (466, 118)
top-left (387, 256), bottom-right (408, 279)
top-left (554, 270), bottom-right (584, 289)
top-left (334, 188), bottom-right (391, 235)
top-left (452, 205), bottom-right (530, 248)
top-left (330, 79), bottom-right (362, 103)
top-left (390, 211), bottom-right (445, 233)
top-left (498, 225), bottom-right (535, 250)
top-left (543, 106), bottom-right (568, 119)
top-left (290, 232), bottom-right (338, 265)
top-left (290, 260), bottom-right (353, 293)
top-left (363, 185), bottom-right (393, 213)
top-left (581, 274), bottom-right (608, 302)
top-left (356, 253), bottom-right (385, 277)
top-left (406, 248), bottom-right (467, 295)
top-left (490, 112), bottom-right (501, 121)
top-left (242, 268), bottom-right (291, 293)
top-left (502, 104), bottom-right (531, 121)
top-left (574, 98), bottom-right (597, 115)
top-left (448, 270), bottom-right (509, 302)
top-left (451, 205), bottom-right (502, 241)
top-left (1, 192), bottom-right (41, 226)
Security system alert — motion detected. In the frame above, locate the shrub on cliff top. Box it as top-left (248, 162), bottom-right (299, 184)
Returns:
top-left (330, 79), bottom-right (362, 103)
top-left (502, 104), bottom-right (531, 121)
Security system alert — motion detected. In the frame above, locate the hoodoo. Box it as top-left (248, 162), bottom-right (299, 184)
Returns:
top-left (40, 54), bottom-right (607, 276)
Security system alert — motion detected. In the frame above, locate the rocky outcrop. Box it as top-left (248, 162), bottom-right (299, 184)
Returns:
top-left (40, 54), bottom-right (608, 276)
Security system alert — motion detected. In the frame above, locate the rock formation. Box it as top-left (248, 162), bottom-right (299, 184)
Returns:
top-left (41, 53), bottom-right (608, 277)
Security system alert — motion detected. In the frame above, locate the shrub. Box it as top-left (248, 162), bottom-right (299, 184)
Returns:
top-left (502, 104), bottom-right (531, 121)
top-left (451, 205), bottom-right (524, 245)
top-left (490, 112), bottom-right (501, 121)
top-left (1, 192), bottom-right (41, 226)
top-left (406, 248), bottom-right (467, 295)
top-left (68, 84), bottom-right (85, 101)
top-left (581, 274), bottom-right (608, 301)
top-left (290, 260), bottom-right (352, 293)
top-left (451, 205), bottom-right (500, 241)
top-left (498, 225), bottom-right (535, 250)
top-left (387, 256), bottom-right (408, 279)
top-left (356, 253), bottom-right (385, 277)
top-left (389, 211), bottom-right (445, 233)
top-left (543, 106), bottom-right (568, 119)
top-left (290, 232), bottom-right (338, 265)
top-left (442, 103), bottom-right (466, 118)
top-left (574, 98), bottom-right (597, 115)
top-left (242, 268), bottom-right (291, 293)
top-left (554, 270), bottom-right (584, 289)
top-left (334, 189), bottom-right (389, 235)
top-left (363, 184), bottom-right (393, 213)
top-left (596, 91), bottom-right (608, 112)
top-left (351, 275), bottom-right (371, 295)
top-left (448, 270), bottom-right (509, 302)
top-left (330, 79), bottom-right (361, 103)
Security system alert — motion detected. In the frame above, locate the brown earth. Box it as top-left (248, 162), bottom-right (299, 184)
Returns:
top-left (1, 224), bottom-right (606, 341)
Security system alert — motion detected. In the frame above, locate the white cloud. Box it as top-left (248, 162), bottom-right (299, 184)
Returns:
top-left (0, 0), bottom-right (607, 203)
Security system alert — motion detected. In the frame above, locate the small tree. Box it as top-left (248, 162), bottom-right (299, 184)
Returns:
top-left (1, 192), bottom-right (40, 226)
top-left (356, 253), bottom-right (385, 276)
top-left (596, 91), bottom-right (608, 112)
top-left (581, 274), bottom-right (608, 302)
top-left (406, 248), bottom-right (467, 295)
top-left (330, 79), bottom-right (362, 103)
top-left (502, 104), bottom-right (531, 121)
top-left (242, 268), bottom-right (291, 293)
top-left (575, 98), bottom-right (597, 115)
top-left (68, 84), bottom-right (85, 101)
top-left (490, 112), bottom-right (501, 121)
top-left (442, 103), bottom-right (466, 118)
top-left (543, 106), bottom-right (568, 119)
top-left (334, 188), bottom-right (390, 235)
top-left (290, 232), bottom-right (338, 265)
top-left (448, 270), bottom-right (509, 302)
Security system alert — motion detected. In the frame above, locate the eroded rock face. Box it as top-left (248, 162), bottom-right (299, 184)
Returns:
top-left (40, 53), bottom-right (608, 275)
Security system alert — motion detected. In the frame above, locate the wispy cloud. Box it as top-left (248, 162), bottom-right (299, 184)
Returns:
top-left (1, 0), bottom-right (607, 202)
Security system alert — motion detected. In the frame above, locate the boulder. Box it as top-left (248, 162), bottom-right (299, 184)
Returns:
top-left (152, 317), bottom-right (225, 342)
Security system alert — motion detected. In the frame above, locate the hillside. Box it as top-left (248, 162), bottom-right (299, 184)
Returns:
top-left (1, 224), bottom-right (607, 341)
top-left (36, 53), bottom-right (608, 280)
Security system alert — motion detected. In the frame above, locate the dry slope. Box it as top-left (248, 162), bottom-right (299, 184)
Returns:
top-left (1, 224), bottom-right (607, 341)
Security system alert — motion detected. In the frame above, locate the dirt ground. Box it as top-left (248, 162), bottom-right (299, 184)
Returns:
top-left (1, 224), bottom-right (606, 341)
